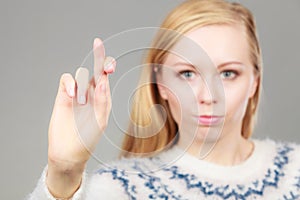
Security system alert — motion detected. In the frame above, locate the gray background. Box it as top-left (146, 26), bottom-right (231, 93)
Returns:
top-left (0, 0), bottom-right (299, 199)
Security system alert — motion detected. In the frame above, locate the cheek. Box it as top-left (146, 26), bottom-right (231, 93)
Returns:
top-left (224, 82), bottom-right (251, 120)
top-left (165, 88), bottom-right (196, 124)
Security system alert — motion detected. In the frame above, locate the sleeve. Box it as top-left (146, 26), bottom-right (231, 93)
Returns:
top-left (25, 166), bottom-right (87, 200)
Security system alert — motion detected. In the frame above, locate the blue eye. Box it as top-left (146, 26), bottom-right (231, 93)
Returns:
top-left (180, 71), bottom-right (195, 79)
top-left (220, 70), bottom-right (238, 79)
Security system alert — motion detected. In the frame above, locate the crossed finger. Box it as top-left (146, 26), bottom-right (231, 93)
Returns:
top-left (74, 38), bottom-right (116, 105)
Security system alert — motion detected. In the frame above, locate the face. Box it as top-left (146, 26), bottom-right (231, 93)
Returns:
top-left (156, 24), bottom-right (258, 146)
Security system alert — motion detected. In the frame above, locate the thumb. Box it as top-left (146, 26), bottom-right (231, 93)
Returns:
top-left (55, 73), bottom-right (76, 106)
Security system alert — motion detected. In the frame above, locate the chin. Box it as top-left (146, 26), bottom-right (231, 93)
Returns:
top-left (194, 127), bottom-right (223, 144)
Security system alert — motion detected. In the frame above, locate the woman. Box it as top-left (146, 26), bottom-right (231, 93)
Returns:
top-left (28, 0), bottom-right (300, 199)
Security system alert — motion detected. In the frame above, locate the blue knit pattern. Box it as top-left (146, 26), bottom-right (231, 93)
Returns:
top-left (96, 143), bottom-right (296, 199)
top-left (295, 170), bottom-right (300, 189)
top-left (132, 161), bottom-right (187, 200)
top-left (281, 169), bottom-right (300, 200)
top-left (96, 168), bottom-right (137, 199)
top-left (163, 144), bottom-right (293, 199)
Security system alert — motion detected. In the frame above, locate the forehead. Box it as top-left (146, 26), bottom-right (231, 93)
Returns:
top-left (185, 24), bottom-right (250, 67)
top-left (164, 24), bottom-right (251, 68)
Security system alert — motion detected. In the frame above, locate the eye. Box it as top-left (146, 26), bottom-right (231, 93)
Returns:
top-left (220, 70), bottom-right (238, 80)
top-left (179, 70), bottom-right (196, 79)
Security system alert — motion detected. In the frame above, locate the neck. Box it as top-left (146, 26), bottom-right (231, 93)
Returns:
top-left (177, 127), bottom-right (254, 166)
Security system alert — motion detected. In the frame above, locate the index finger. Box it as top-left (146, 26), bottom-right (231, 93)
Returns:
top-left (93, 38), bottom-right (106, 84)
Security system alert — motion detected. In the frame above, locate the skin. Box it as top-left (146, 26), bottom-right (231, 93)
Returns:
top-left (157, 24), bottom-right (258, 166)
top-left (46, 38), bottom-right (116, 198)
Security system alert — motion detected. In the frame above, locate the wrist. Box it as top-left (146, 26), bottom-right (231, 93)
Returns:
top-left (46, 159), bottom-right (86, 199)
top-left (48, 157), bottom-right (86, 175)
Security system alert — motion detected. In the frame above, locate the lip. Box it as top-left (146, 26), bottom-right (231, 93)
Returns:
top-left (197, 115), bottom-right (224, 126)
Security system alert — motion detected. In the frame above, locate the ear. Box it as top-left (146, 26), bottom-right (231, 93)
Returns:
top-left (249, 75), bottom-right (259, 98)
top-left (156, 82), bottom-right (169, 100)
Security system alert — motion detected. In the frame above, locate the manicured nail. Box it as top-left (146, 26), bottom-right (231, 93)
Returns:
top-left (79, 95), bottom-right (86, 104)
top-left (104, 63), bottom-right (113, 72)
top-left (104, 57), bottom-right (115, 73)
top-left (68, 87), bottom-right (75, 97)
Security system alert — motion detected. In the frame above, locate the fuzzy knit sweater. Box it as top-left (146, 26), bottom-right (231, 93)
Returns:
top-left (27, 138), bottom-right (300, 200)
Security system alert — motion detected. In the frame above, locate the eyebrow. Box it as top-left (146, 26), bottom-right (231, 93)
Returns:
top-left (170, 61), bottom-right (245, 69)
top-left (218, 61), bottom-right (245, 68)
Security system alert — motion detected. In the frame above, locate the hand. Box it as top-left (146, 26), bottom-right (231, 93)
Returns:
top-left (46, 38), bottom-right (116, 198)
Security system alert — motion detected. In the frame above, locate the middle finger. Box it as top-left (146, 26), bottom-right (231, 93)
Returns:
top-left (93, 38), bottom-right (106, 84)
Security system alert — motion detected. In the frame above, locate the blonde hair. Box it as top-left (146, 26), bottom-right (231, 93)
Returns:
top-left (121, 0), bottom-right (262, 157)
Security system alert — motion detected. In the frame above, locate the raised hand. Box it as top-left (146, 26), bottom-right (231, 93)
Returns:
top-left (46, 38), bottom-right (116, 199)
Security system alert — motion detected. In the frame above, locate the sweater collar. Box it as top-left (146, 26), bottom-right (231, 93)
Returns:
top-left (156, 138), bottom-right (277, 183)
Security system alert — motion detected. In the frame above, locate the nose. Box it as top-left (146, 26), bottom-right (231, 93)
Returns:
top-left (197, 77), bottom-right (218, 105)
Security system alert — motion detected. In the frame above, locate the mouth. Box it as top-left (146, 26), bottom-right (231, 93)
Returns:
top-left (196, 115), bottom-right (224, 126)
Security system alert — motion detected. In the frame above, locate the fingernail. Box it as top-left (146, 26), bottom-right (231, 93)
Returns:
top-left (68, 87), bottom-right (75, 97)
top-left (104, 63), bottom-right (113, 72)
top-left (78, 95), bottom-right (86, 104)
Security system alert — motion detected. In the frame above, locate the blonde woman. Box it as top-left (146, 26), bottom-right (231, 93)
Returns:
top-left (28, 0), bottom-right (300, 199)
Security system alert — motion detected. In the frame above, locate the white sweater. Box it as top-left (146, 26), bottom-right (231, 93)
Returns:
top-left (27, 138), bottom-right (300, 199)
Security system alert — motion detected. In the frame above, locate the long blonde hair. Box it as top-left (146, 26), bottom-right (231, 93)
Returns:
top-left (121, 0), bottom-right (262, 157)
